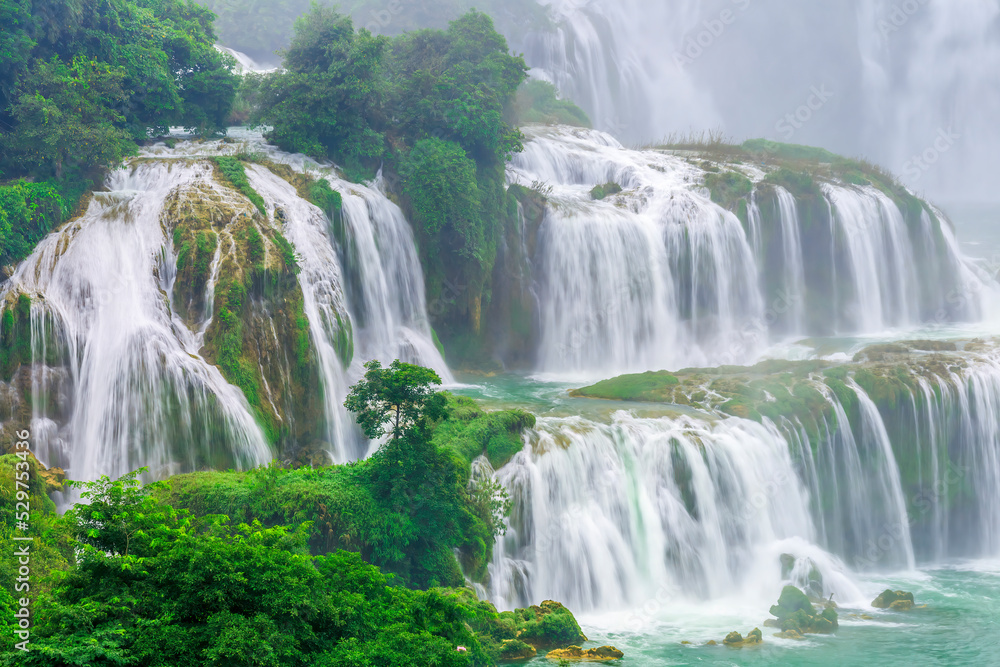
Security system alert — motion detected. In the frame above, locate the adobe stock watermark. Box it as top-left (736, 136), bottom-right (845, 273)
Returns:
top-left (11, 428), bottom-right (33, 652)
top-left (362, 0), bottom-right (408, 33)
top-left (901, 128), bottom-right (960, 182)
top-left (877, 0), bottom-right (931, 38)
top-left (775, 85), bottom-right (834, 141)
top-left (674, 0), bottom-right (752, 68)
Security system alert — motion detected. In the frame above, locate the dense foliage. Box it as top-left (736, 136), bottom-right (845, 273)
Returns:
top-left (0, 0), bottom-right (239, 264)
top-left (0, 470), bottom-right (492, 665)
top-left (249, 7), bottom-right (527, 335)
top-left (0, 365), bottom-right (557, 665)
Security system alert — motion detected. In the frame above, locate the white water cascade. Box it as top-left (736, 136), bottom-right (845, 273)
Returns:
top-left (512, 125), bottom-right (994, 378)
top-left (0, 137), bottom-right (449, 476)
top-left (488, 411), bottom-right (864, 612)
top-left (2, 162), bottom-right (272, 480)
top-left (521, 1), bottom-right (1000, 198)
top-left (488, 349), bottom-right (1000, 612)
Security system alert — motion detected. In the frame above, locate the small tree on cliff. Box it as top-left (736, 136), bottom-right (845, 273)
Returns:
top-left (344, 359), bottom-right (447, 441)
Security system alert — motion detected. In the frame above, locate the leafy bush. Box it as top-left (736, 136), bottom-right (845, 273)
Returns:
top-left (9, 471), bottom-right (498, 666)
top-left (0, 180), bottom-right (75, 264)
top-left (307, 178), bottom-right (342, 217)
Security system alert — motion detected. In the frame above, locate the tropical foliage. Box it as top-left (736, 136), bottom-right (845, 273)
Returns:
top-left (0, 0), bottom-right (239, 263)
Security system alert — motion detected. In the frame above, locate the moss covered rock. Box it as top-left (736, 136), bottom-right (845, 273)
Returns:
top-left (545, 645), bottom-right (624, 661)
top-left (872, 589), bottom-right (915, 609)
top-left (432, 394), bottom-right (535, 470)
top-left (590, 182), bottom-right (623, 200)
top-left (509, 599), bottom-right (587, 649)
top-left (499, 639), bottom-right (537, 660)
top-left (768, 585), bottom-right (838, 634)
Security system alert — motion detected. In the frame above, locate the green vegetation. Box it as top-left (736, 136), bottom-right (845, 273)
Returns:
top-left (432, 394), bottom-right (535, 470)
top-left (763, 167), bottom-right (822, 198)
top-left (0, 0), bottom-right (239, 262)
top-left (590, 181), bottom-right (623, 200)
top-left (511, 79), bottom-right (591, 128)
top-left (0, 294), bottom-right (32, 381)
top-left (345, 359), bottom-right (448, 441)
top-left (214, 156), bottom-right (267, 214)
top-left (248, 6), bottom-right (528, 336)
top-left (0, 364), bottom-right (582, 665)
top-left (574, 370), bottom-right (681, 402)
top-left (705, 170), bottom-right (753, 211)
top-left (307, 177), bottom-right (342, 217)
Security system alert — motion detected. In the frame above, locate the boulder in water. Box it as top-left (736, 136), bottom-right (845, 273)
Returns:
top-left (721, 628), bottom-right (763, 648)
top-left (545, 645), bottom-right (624, 661)
top-left (510, 600), bottom-right (588, 648)
top-left (499, 639), bottom-right (537, 661)
top-left (871, 589), bottom-right (915, 609)
top-left (779, 553), bottom-right (824, 598)
top-left (768, 585), bottom-right (838, 634)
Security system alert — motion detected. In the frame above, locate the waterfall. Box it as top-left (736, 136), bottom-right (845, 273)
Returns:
top-left (2, 162), bottom-right (272, 480)
top-left (488, 411), bottom-right (862, 612)
top-left (824, 184), bottom-right (920, 330)
top-left (518, 126), bottom-right (763, 377)
top-left (514, 126), bottom-right (991, 378)
top-left (522, 1), bottom-right (1000, 198)
top-left (245, 164), bottom-right (449, 461)
top-left (774, 186), bottom-right (806, 333)
top-left (522, 0), bottom-right (717, 143)
top-left (488, 348), bottom-right (1000, 612)
top-left (0, 137), bottom-right (449, 477)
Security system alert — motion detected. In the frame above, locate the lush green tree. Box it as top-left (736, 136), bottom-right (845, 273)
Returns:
top-left (5, 469), bottom-right (501, 666)
top-left (344, 359), bottom-right (446, 441)
top-left (387, 11), bottom-right (525, 162)
top-left (250, 5), bottom-right (388, 171)
top-left (2, 56), bottom-right (135, 180)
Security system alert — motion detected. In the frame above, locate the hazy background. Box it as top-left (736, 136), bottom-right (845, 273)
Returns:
top-left (206, 0), bottom-right (1000, 203)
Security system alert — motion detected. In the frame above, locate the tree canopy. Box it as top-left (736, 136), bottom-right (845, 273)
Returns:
top-left (344, 358), bottom-right (446, 441)
top-left (0, 0), bottom-right (239, 264)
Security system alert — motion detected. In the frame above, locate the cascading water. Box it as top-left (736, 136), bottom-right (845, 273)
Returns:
top-left (521, 0), bottom-right (715, 143)
top-left (517, 126), bottom-right (763, 377)
top-left (488, 410), bottom-right (864, 612)
top-left (513, 125), bottom-right (992, 378)
top-left (521, 0), bottom-right (1000, 199)
top-left (2, 162), bottom-right (272, 480)
top-left (488, 346), bottom-right (1000, 613)
top-left (0, 136), bottom-right (449, 477)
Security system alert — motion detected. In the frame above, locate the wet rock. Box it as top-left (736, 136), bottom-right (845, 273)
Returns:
top-left (545, 645), bottom-right (624, 661)
top-left (745, 628), bottom-right (763, 645)
top-left (769, 585), bottom-right (838, 634)
top-left (499, 639), bottom-right (537, 661)
top-left (723, 631), bottom-right (744, 646)
top-left (889, 599), bottom-right (914, 611)
top-left (780, 553), bottom-right (796, 579)
top-left (871, 589), bottom-right (915, 609)
top-left (705, 640), bottom-right (718, 646)
top-left (775, 629), bottom-right (804, 640)
top-left (512, 599), bottom-right (588, 648)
